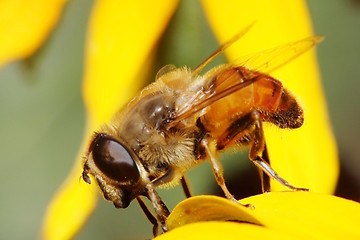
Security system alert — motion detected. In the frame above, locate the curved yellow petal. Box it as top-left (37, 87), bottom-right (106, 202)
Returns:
top-left (0, 0), bottom-right (68, 68)
top-left (83, 0), bottom-right (179, 125)
top-left (242, 192), bottom-right (360, 239)
top-left (167, 195), bottom-right (262, 229)
top-left (157, 222), bottom-right (303, 240)
top-left (41, 148), bottom-right (97, 240)
top-left (160, 193), bottom-right (360, 240)
top-left (201, 0), bottom-right (338, 193)
top-left (41, 1), bottom-right (179, 239)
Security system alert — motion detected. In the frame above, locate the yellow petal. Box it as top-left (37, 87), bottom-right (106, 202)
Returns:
top-left (159, 193), bottom-right (360, 239)
top-left (0, 0), bottom-right (68, 68)
top-left (83, 0), bottom-right (180, 125)
top-left (157, 222), bottom-right (303, 240)
top-left (242, 192), bottom-right (360, 239)
top-left (167, 195), bottom-right (262, 229)
top-left (201, 0), bottom-right (338, 193)
top-left (41, 145), bottom-right (98, 240)
top-left (41, 1), bottom-right (179, 239)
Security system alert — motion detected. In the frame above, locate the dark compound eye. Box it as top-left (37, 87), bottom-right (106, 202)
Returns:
top-left (91, 134), bottom-right (140, 183)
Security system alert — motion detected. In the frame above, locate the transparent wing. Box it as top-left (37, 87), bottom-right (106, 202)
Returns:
top-left (166, 36), bottom-right (323, 128)
top-left (233, 36), bottom-right (324, 73)
top-left (192, 22), bottom-right (255, 76)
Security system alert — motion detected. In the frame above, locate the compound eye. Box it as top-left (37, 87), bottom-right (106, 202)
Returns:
top-left (91, 134), bottom-right (140, 183)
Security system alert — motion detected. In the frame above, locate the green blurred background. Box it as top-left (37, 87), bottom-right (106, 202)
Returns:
top-left (0, 0), bottom-right (359, 239)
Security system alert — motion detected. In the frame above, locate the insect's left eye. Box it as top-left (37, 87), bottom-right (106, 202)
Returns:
top-left (91, 134), bottom-right (140, 183)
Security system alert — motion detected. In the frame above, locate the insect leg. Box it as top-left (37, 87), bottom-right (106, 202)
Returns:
top-left (252, 157), bottom-right (308, 191)
top-left (180, 175), bottom-right (192, 198)
top-left (143, 168), bottom-right (176, 234)
top-left (217, 110), bottom-right (272, 191)
top-left (249, 111), bottom-right (308, 191)
top-left (136, 197), bottom-right (159, 236)
top-left (259, 145), bottom-right (271, 192)
top-left (201, 138), bottom-right (239, 204)
top-left (151, 166), bottom-right (173, 185)
top-left (145, 183), bottom-right (169, 233)
top-left (151, 167), bottom-right (193, 199)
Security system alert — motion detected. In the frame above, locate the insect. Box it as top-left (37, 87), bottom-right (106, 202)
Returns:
top-left (82, 25), bottom-right (323, 236)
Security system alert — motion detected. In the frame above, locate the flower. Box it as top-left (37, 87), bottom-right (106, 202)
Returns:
top-left (0, 0), bottom-right (69, 67)
top-left (0, 0), bottom-right (341, 239)
top-left (156, 192), bottom-right (360, 239)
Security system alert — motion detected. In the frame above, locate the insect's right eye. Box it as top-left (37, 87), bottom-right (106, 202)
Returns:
top-left (91, 134), bottom-right (140, 183)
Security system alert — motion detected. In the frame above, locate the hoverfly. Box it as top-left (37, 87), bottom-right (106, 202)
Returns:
top-left (82, 24), bottom-right (323, 236)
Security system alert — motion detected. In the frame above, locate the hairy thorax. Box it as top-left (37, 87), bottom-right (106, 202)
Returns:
top-left (117, 91), bottom-right (199, 183)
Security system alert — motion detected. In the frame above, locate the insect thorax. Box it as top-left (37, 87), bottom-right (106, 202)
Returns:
top-left (118, 92), bottom-right (199, 182)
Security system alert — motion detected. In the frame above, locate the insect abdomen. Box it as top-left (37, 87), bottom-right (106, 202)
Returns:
top-left (253, 75), bottom-right (304, 129)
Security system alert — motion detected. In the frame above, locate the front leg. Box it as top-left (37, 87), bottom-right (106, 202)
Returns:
top-left (144, 167), bottom-right (176, 234)
top-left (145, 183), bottom-right (169, 233)
top-left (136, 197), bottom-right (159, 236)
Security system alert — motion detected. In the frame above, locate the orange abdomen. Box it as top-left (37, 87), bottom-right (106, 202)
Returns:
top-left (201, 67), bottom-right (303, 138)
